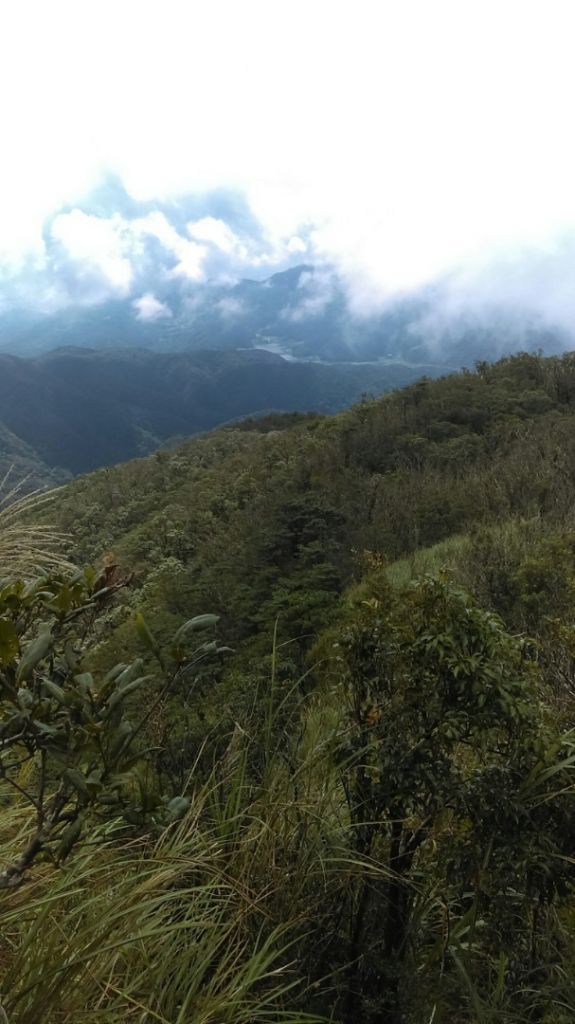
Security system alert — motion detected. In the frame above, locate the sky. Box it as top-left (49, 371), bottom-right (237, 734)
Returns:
top-left (2, 0), bottom-right (575, 328)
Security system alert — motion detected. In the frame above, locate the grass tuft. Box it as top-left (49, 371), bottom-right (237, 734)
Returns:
top-left (0, 468), bottom-right (74, 578)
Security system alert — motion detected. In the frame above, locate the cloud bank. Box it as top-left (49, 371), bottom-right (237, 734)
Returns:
top-left (3, 175), bottom-right (575, 353)
top-left (0, 178), bottom-right (315, 318)
top-left (2, 1), bottom-right (575, 343)
top-left (133, 293), bottom-right (173, 322)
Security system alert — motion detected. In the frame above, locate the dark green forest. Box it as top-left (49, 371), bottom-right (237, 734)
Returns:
top-left (0, 346), bottom-right (445, 478)
top-left (3, 350), bottom-right (575, 1022)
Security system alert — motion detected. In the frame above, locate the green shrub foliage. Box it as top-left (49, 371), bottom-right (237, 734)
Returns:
top-left (3, 351), bottom-right (575, 1021)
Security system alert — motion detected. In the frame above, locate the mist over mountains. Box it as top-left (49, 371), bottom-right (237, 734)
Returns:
top-left (1, 262), bottom-right (572, 367)
top-left (1, 176), bottom-right (575, 367)
top-left (2, 178), bottom-right (575, 488)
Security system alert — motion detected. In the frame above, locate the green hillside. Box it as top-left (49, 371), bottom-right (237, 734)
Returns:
top-left (0, 419), bottom-right (69, 489)
top-left (4, 350), bottom-right (575, 1023)
top-left (54, 349), bottom-right (575, 661)
top-left (0, 346), bottom-right (446, 474)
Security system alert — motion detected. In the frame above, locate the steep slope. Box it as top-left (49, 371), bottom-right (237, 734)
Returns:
top-left (0, 419), bottom-right (68, 489)
top-left (0, 346), bottom-right (445, 474)
top-left (14, 350), bottom-right (575, 1024)
top-left (48, 349), bottom-right (575, 676)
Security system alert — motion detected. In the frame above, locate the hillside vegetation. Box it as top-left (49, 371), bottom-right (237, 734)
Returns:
top-left (0, 346), bottom-right (444, 475)
top-left (54, 350), bottom-right (575, 666)
top-left (3, 350), bottom-right (575, 1022)
top-left (0, 421), bottom-right (68, 489)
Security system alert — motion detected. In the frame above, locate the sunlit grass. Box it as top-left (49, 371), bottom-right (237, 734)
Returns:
top-left (0, 467), bottom-right (73, 578)
top-left (384, 534), bottom-right (470, 589)
top-left (0, 797), bottom-right (326, 1024)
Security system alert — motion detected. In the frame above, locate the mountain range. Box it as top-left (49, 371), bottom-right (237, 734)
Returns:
top-left (1, 261), bottom-right (572, 485)
top-left (0, 345), bottom-right (448, 481)
top-left (1, 264), bottom-right (570, 365)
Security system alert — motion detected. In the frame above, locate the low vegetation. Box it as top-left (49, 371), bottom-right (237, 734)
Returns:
top-left (3, 350), bottom-right (575, 1021)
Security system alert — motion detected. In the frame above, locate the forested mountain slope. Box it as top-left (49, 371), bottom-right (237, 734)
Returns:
top-left (40, 348), bottom-right (575, 733)
top-left (0, 419), bottom-right (68, 488)
top-left (0, 346), bottom-right (444, 474)
top-left (1, 262), bottom-right (570, 366)
top-left (53, 350), bottom-right (575, 670)
top-left (6, 349), bottom-right (575, 1024)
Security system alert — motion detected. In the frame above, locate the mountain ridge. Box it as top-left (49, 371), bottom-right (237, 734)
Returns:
top-left (0, 345), bottom-right (447, 477)
top-left (1, 263), bottom-right (570, 365)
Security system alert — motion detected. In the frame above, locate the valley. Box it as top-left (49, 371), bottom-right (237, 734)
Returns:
top-left (0, 344), bottom-right (445, 476)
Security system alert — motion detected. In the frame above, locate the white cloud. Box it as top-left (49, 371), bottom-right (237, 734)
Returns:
top-left (409, 234), bottom-right (575, 348)
top-left (287, 236), bottom-right (307, 255)
top-left (186, 216), bottom-right (306, 275)
top-left (132, 292), bottom-right (173, 321)
top-left (1, 0), bottom-right (575, 321)
top-left (187, 217), bottom-right (244, 256)
top-left (281, 269), bottom-right (337, 321)
top-left (133, 212), bottom-right (207, 281)
top-left (50, 210), bottom-right (135, 294)
top-left (22, 208), bottom-right (210, 310)
top-left (216, 297), bottom-right (246, 319)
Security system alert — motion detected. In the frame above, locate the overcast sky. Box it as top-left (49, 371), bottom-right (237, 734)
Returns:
top-left (2, 0), bottom-right (575, 324)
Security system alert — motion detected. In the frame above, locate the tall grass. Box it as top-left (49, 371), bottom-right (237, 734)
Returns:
top-left (0, 647), bottom-right (380, 1024)
top-left (384, 534), bottom-right (470, 589)
top-left (0, 652), bottom-right (347, 1024)
top-left (0, 794), bottom-right (326, 1024)
top-left (0, 468), bottom-right (73, 578)
top-left (3, 598), bottom-right (573, 1022)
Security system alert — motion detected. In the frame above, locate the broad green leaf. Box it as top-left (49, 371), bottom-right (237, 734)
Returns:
top-left (16, 627), bottom-right (53, 682)
top-left (134, 611), bottom-right (158, 653)
top-left (105, 676), bottom-right (149, 715)
top-left (62, 768), bottom-right (90, 800)
top-left (174, 614), bottom-right (219, 642)
top-left (63, 642), bottom-right (80, 672)
top-left (49, 585), bottom-right (74, 615)
top-left (32, 719), bottom-right (60, 736)
top-left (110, 720), bottom-right (133, 760)
top-left (42, 679), bottom-right (66, 704)
top-left (57, 816), bottom-right (83, 861)
top-left (74, 672), bottom-right (94, 695)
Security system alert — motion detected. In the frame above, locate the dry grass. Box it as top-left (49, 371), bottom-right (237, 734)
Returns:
top-left (0, 779), bottom-right (327, 1024)
top-left (0, 468), bottom-right (74, 579)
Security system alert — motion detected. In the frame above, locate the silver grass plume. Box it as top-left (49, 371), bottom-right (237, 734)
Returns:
top-left (0, 467), bottom-right (74, 579)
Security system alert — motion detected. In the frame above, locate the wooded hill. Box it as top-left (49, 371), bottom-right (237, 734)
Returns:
top-left (3, 350), bottom-right (575, 1023)
top-left (55, 348), bottom-right (575, 669)
top-left (0, 346), bottom-right (444, 476)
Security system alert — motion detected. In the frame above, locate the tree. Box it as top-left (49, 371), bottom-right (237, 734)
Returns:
top-left (0, 565), bottom-right (224, 887)
top-left (331, 573), bottom-right (575, 1023)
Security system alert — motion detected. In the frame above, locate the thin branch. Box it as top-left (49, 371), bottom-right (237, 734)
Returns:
top-left (0, 772), bottom-right (40, 811)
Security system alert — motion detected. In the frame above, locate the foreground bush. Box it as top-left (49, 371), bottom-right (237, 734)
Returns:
top-left (2, 565), bottom-right (575, 1023)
